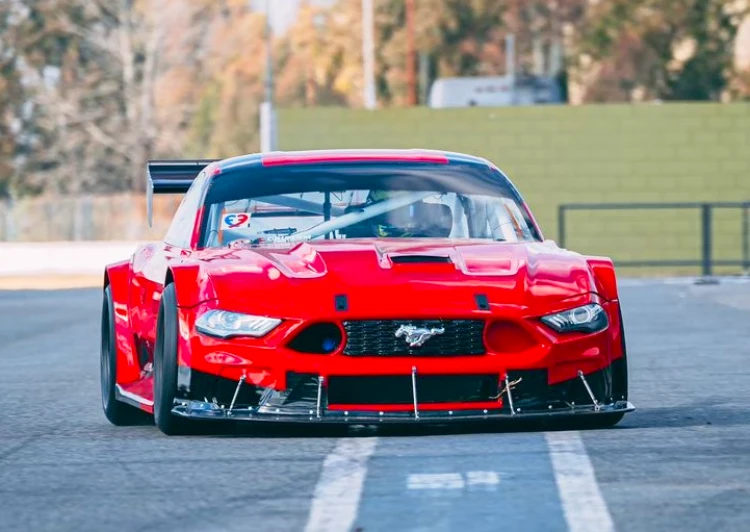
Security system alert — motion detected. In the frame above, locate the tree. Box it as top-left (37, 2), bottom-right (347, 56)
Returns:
top-left (0, 0), bottom-right (72, 197)
top-left (343, 0), bottom-right (584, 106)
top-left (183, 2), bottom-right (268, 157)
top-left (0, 0), bottom-right (166, 194)
top-left (2, 0), bottom-right (748, 199)
top-left (575, 0), bottom-right (750, 102)
top-left (0, 1), bottom-right (24, 197)
top-left (36, 0), bottom-right (171, 193)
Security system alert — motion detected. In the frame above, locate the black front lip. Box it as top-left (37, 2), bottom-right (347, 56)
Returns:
top-left (171, 359), bottom-right (631, 424)
top-left (171, 400), bottom-right (634, 424)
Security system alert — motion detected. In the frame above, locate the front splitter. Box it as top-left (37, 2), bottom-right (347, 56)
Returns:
top-left (171, 400), bottom-right (634, 424)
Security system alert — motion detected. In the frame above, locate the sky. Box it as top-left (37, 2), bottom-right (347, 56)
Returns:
top-left (253, 0), bottom-right (336, 34)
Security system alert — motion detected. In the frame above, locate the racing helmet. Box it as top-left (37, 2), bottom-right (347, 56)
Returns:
top-left (366, 190), bottom-right (416, 237)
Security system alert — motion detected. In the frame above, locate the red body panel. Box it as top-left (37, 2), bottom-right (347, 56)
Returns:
top-left (261, 150), bottom-right (450, 166)
top-left (110, 238), bottom-right (623, 412)
top-left (586, 256), bottom-right (620, 301)
top-left (105, 260), bottom-right (141, 385)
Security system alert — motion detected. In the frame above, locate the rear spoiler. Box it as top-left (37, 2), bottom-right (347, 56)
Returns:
top-left (146, 160), bottom-right (218, 226)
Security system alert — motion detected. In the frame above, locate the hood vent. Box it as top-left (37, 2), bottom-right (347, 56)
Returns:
top-left (390, 254), bottom-right (453, 264)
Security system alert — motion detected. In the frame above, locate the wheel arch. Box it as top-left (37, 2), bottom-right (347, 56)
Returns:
top-left (585, 256), bottom-right (626, 384)
top-left (164, 262), bottom-right (217, 308)
top-left (585, 256), bottom-right (619, 302)
top-left (165, 268), bottom-right (175, 287)
top-left (103, 260), bottom-right (141, 384)
top-left (160, 265), bottom-right (215, 390)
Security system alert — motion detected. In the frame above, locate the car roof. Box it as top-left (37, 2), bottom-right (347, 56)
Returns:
top-left (201, 149), bottom-right (513, 207)
top-left (200, 149), bottom-right (517, 208)
top-left (215, 149), bottom-right (495, 173)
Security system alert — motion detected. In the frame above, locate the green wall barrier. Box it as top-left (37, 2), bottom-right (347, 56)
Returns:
top-left (279, 103), bottom-right (750, 275)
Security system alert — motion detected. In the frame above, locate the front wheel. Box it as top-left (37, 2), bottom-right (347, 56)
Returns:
top-left (153, 283), bottom-right (192, 435)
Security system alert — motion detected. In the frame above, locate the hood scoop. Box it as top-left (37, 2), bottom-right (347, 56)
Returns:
top-left (389, 254), bottom-right (453, 264)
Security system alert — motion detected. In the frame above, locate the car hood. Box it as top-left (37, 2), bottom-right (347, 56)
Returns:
top-left (193, 239), bottom-right (599, 317)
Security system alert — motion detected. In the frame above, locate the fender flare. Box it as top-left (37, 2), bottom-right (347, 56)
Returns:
top-left (165, 262), bottom-right (217, 308)
top-left (163, 263), bottom-right (217, 392)
top-left (104, 260), bottom-right (141, 384)
top-left (586, 256), bottom-right (619, 302)
top-left (586, 256), bottom-right (625, 368)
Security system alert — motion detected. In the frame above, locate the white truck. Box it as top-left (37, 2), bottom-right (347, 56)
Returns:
top-left (428, 74), bottom-right (563, 108)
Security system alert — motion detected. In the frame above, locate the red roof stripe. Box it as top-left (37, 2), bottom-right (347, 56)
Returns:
top-left (261, 151), bottom-right (449, 167)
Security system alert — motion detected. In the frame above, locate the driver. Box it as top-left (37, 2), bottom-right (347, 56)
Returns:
top-left (364, 190), bottom-right (453, 238)
top-left (365, 189), bottom-right (416, 237)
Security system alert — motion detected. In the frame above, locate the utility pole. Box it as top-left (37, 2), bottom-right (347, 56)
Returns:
top-left (506, 33), bottom-right (517, 106)
top-left (260, 0), bottom-right (276, 151)
top-left (264, 0), bottom-right (273, 105)
top-left (362, 0), bottom-right (376, 109)
top-left (418, 51), bottom-right (429, 105)
top-left (405, 0), bottom-right (417, 106)
top-left (505, 33), bottom-right (516, 79)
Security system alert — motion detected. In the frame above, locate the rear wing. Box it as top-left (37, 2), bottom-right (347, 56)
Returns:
top-left (146, 160), bottom-right (218, 226)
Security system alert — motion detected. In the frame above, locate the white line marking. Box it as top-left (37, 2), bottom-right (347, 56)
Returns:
top-left (408, 473), bottom-right (464, 490)
top-left (406, 471), bottom-right (500, 490)
top-left (466, 470), bottom-right (500, 487)
top-left (546, 431), bottom-right (615, 532)
top-left (304, 437), bottom-right (377, 532)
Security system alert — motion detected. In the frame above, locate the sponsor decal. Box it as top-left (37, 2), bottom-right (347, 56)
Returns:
top-left (220, 212), bottom-right (251, 229)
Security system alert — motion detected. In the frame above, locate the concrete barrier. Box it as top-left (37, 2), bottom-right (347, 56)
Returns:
top-left (0, 242), bottom-right (142, 276)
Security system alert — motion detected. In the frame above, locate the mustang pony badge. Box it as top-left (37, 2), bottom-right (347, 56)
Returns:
top-left (394, 325), bottom-right (446, 348)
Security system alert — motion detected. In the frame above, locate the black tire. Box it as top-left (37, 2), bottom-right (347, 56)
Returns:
top-left (612, 306), bottom-right (629, 402)
top-left (153, 283), bottom-right (193, 435)
top-left (101, 285), bottom-right (148, 426)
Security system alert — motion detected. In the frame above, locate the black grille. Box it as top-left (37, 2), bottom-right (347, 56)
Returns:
top-left (327, 374), bottom-right (500, 405)
top-left (342, 319), bottom-right (485, 356)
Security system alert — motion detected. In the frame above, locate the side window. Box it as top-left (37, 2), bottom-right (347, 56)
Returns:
top-left (164, 171), bottom-right (208, 248)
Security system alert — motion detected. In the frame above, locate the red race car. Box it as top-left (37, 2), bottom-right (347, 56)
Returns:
top-left (100, 149), bottom-right (633, 435)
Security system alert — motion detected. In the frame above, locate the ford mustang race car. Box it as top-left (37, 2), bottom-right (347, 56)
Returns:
top-left (100, 149), bottom-right (633, 435)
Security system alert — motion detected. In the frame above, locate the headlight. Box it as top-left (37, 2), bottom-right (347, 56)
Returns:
top-left (195, 310), bottom-right (282, 339)
top-left (541, 303), bottom-right (608, 334)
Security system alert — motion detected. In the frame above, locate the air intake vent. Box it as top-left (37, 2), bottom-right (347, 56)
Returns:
top-left (390, 255), bottom-right (452, 264)
top-left (327, 374), bottom-right (500, 405)
top-left (288, 323), bottom-right (343, 354)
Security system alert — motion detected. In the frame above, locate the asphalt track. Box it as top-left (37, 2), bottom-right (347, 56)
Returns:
top-left (1, 280), bottom-right (750, 532)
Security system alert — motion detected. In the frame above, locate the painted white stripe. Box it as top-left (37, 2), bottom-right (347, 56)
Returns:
top-left (546, 431), bottom-right (614, 532)
top-left (407, 473), bottom-right (464, 490)
top-left (304, 437), bottom-right (378, 532)
top-left (466, 470), bottom-right (500, 487)
top-left (406, 471), bottom-right (500, 490)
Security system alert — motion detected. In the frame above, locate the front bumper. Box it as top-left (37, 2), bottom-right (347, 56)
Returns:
top-left (171, 362), bottom-right (634, 424)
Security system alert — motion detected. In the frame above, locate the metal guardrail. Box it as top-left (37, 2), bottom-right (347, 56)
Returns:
top-left (558, 202), bottom-right (750, 277)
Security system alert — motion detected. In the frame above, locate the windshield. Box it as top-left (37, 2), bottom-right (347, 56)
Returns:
top-left (202, 188), bottom-right (538, 248)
